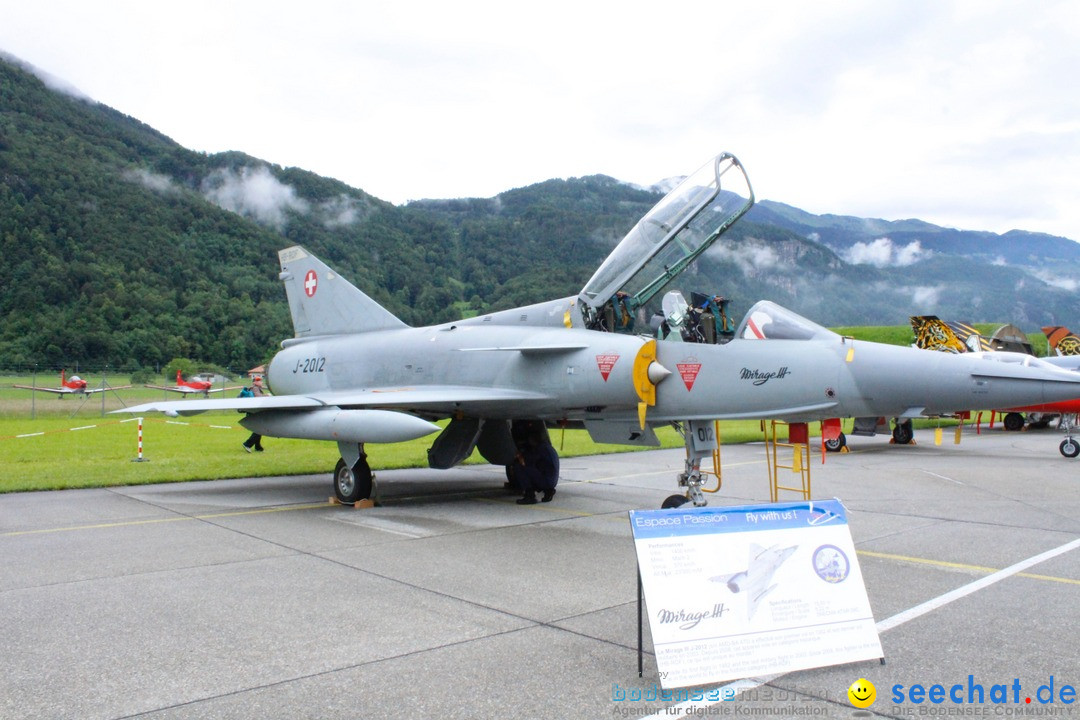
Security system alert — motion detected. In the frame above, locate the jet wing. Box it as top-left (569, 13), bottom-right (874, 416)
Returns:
top-left (116, 386), bottom-right (553, 417)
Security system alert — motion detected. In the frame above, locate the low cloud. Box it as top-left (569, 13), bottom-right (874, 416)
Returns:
top-left (844, 238), bottom-right (930, 267)
top-left (1031, 270), bottom-right (1080, 292)
top-left (708, 242), bottom-right (779, 275)
top-left (125, 168), bottom-right (176, 194)
top-left (202, 166), bottom-right (308, 230)
top-left (908, 285), bottom-right (941, 309)
top-left (0, 51), bottom-right (92, 101)
top-left (319, 194), bottom-right (370, 228)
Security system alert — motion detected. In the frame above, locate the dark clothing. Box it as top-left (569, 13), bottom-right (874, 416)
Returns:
top-left (243, 382), bottom-right (265, 451)
top-left (513, 441), bottom-right (559, 494)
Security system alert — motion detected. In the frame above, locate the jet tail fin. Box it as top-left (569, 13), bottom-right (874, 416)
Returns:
top-left (1043, 326), bottom-right (1080, 356)
top-left (910, 316), bottom-right (968, 353)
top-left (278, 246), bottom-right (408, 337)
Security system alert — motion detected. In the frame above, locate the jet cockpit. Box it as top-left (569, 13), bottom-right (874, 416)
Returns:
top-left (576, 153), bottom-right (754, 335)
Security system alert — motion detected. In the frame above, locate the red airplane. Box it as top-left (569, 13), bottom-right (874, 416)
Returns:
top-left (145, 370), bottom-right (240, 398)
top-left (14, 370), bottom-right (131, 397)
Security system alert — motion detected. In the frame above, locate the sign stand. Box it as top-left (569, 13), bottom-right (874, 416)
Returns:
top-left (637, 570), bottom-right (644, 678)
top-left (630, 499), bottom-right (883, 689)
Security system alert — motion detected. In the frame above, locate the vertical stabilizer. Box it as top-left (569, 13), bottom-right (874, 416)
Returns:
top-left (278, 246), bottom-right (408, 337)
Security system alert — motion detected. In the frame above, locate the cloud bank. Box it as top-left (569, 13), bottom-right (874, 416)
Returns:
top-left (202, 166), bottom-right (308, 230)
top-left (844, 238), bottom-right (930, 267)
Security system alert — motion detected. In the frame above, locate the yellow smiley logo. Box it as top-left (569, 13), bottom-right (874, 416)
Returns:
top-left (848, 678), bottom-right (876, 708)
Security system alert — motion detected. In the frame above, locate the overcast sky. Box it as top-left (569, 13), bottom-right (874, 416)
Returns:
top-left (3, 1), bottom-right (1080, 241)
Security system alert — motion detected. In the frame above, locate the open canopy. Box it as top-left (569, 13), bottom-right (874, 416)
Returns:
top-left (577, 153), bottom-right (754, 318)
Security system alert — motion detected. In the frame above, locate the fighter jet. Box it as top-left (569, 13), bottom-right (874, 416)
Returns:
top-left (117, 152), bottom-right (1080, 506)
top-left (710, 543), bottom-right (798, 620)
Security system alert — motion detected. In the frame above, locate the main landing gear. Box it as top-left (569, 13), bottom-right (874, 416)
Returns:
top-left (1060, 415), bottom-right (1080, 459)
top-left (333, 442), bottom-right (373, 504)
top-left (1060, 438), bottom-right (1080, 459)
top-left (891, 419), bottom-right (914, 445)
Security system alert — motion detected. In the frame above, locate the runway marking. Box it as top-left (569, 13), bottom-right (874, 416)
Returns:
top-left (874, 536), bottom-right (1080, 631)
top-left (0, 503), bottom-right (329, 537)
top-left (325, 516), bottom-right (429, 538)
top-left (575, 459), bottom-right (766, 485)
top-left (857, 549), bottom-right (1080, 586)
top-left (476, 497), bottom-right (599, 518)
top-left (921, 469), bottom-right (963, 485)
top-left (643, 536), bottom-right (1080, 719)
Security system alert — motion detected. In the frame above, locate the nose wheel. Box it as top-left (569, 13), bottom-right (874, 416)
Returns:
top-left (662, 420), bottom-right (715, 508)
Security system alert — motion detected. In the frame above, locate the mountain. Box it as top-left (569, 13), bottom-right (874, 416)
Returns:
top-left (1, 55), bottom-right (1077, 373)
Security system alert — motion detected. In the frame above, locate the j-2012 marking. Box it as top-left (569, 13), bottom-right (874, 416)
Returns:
top-left (292, 357), bottom-right (326, 374)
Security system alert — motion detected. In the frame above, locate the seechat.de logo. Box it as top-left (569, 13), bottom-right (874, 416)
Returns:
top-left (848, 678), bottom-right (877, 708)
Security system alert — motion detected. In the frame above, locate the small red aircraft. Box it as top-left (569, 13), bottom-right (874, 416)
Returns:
top-left (145, 370), bottom-right (240, 398)
top-left (14, 370), bottom-right (131, 397)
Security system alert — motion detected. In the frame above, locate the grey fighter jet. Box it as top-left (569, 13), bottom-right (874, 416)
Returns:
top-left (118, 153), bottom-right (1080, 506)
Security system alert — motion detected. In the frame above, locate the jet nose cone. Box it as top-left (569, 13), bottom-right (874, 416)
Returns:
top-left (648, 361), bottom-right (672, 385)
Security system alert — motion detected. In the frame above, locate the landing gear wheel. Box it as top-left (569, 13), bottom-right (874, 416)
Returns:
top-left (1003, 412), bottom-right (1025, 432)
top-left (1060, 438), bottom-right (1080, 458)
top-left (824, 432), bottom-right (847, 452)
top-left (892, 421), bottom-right (914, 445)
top-left (661, 494), bottom-right (689, 509)
top-left (333, 456), bottom-right (373, 504)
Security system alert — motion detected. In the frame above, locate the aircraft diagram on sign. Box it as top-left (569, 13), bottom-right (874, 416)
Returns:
top-left (710, 543), bottom-right (798, 620)
top-left (14, 369), bottom-right (130, 396)
top-left (118, 152), bottom-right (1080, 506)
top-left (145, 370), bottom-right (240, 398)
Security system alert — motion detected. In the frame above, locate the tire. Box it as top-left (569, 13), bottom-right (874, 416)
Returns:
top-left (1060, 438), bottom-right (1080, 459)
top-left (661, 494), bottom-right (689, 509)
top-left (333, 456), bottom-right (373, 504)
top-left (892, 420), bottom-right (914, 445)
top-left (824, 432), bottom-right (847, 452)
top-left (1003, 412), bottom-right (1025, 432)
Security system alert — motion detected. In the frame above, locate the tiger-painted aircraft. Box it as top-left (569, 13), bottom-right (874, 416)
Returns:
top-left (117, 153), bottom-right (1080, 506)
top-left (912, 316), bottom-right (1080, 455)
top-left (1044, 325), bottom-right (1080, 356)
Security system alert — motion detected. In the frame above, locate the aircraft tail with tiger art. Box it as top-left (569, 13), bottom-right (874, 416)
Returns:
top-left (1043, 326), bottom-right (1080, 356)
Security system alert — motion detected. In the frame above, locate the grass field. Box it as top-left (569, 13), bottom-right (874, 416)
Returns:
top-left (0, 410), bottom-right (810, 493)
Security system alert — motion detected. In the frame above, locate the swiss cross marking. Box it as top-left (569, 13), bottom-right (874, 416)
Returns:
top-left (304, 270), bottom-right (318, 297)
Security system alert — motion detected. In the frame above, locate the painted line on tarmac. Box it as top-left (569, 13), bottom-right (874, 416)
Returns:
top-left (643, 536), bottom-right (1080, 719)
top-left (0, 503), bottom-right (329, 537)
top-left (857, 548), bottom-right (1080, 586)
top-left (874, 536), bottom-right (1080, 631)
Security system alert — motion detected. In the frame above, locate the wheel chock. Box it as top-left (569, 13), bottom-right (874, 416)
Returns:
top-left (328, 497), bottom-right (377, 509)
